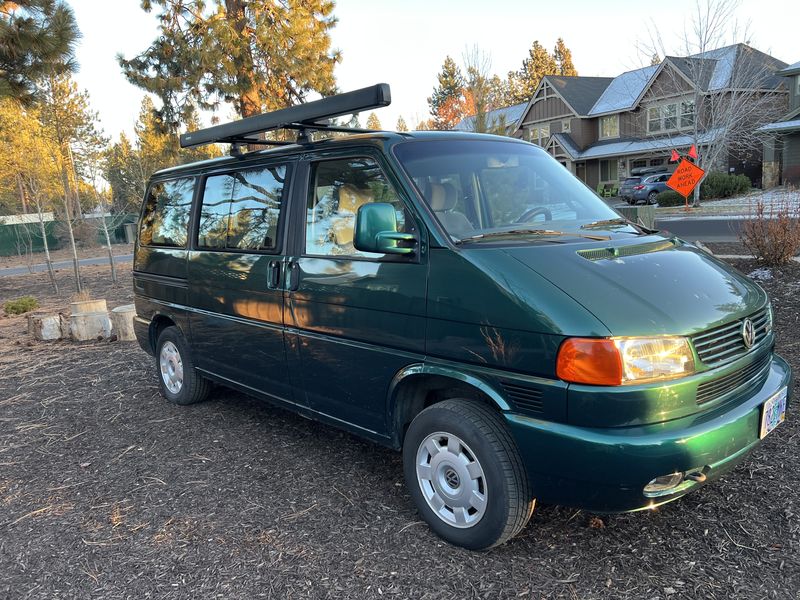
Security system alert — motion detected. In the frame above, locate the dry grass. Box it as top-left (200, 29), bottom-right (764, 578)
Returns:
top-left (739, 191), bottom-right (800, 265)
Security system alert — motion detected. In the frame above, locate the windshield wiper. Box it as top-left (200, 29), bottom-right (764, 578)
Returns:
top-left (580, 218), bottom-right (631, 229)
top-left (580, 218), bottom-right (654, 234)
top-left (454, 229), bottom-right (609, 244)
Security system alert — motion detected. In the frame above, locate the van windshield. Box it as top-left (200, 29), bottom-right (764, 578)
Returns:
top-left (394, 140), bottom-right (626, 241)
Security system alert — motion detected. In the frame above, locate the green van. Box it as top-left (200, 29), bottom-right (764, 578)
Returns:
top-left (133, 85), bottom-right (790, 549)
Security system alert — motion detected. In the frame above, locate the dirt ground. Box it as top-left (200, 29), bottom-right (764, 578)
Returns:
top-left (0, 243), bottom-right (134, 270)
top-left (0, 261), bottom-right (798, 599)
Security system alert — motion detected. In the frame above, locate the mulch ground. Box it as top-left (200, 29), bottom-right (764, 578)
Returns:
top-left (0, 261), bottom-right (798, 599)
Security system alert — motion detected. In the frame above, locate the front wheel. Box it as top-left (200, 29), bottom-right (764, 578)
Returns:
top-left (402, 399), bottom-right (535, 550)
top-left (155, 326), bottom-right (210, 405)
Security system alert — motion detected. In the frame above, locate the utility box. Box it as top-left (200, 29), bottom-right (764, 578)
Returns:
top-left (617, 205), bottom-right (656, 229)
top-left (123, 223), bottom-right (138, 244)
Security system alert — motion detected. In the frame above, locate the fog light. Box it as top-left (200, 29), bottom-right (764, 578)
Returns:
top-left (643, 473), bottom-right (684, 497)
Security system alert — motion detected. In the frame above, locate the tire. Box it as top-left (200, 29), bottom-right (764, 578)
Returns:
top-left (155, 326), bottom-right (210, 405)
top-left (647, 191), bottom-right (658, 204)
top-left (402, 399), bottom-right (535, 550)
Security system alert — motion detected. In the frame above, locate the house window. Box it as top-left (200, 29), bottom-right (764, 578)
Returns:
top-left (600, 159), bottom-right (618, 182)
top-left (648, 101), bottom-right (695, 133)
top-left (631, 159), bottom-right (647, 169)
top-left (562, 119), bottom-right (571, 133)
top-left (599, 115), bottom-right (619, 139)
top-left (528, 124), bottom-right (550, 145)
top-left (650, 158), bottom-right (665, 167)
top-left (680, 101), bottom-right (695, 128)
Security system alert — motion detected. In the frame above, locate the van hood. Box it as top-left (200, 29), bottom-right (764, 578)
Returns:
top-left (503, 236), bottom-right (768, 337)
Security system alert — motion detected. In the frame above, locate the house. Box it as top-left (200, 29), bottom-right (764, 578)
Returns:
top-left (758, 60), bottom-right (800, 187)
top-left (453, 102), bottom-right (527, 135)
top-left (511, 44), bottom-right (788, 190)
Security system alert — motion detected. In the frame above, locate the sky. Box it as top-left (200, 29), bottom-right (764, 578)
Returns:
top-left (69, 0), bottom-right (798, 142)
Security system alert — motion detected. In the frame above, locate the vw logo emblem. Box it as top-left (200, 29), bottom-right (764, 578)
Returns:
top-left (741, 318), bottom-right (756, 348)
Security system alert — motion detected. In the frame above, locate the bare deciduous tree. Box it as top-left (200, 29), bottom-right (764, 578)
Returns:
top-left (643, 0), bottom-right (787, 205)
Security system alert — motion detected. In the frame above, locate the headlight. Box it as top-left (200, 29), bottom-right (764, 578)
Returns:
top-left (615, 337), bottom-right (695, 383)
top-left (556, 336), bottom-right (695, 386)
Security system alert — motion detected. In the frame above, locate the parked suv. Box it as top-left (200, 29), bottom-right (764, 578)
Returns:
top-left (620, 171), bottom-right (671, 204)
top-left (133, 86), bottom-right (790, 550)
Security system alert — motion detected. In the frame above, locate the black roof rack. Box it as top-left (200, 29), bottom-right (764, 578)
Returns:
top-left (180, 83), bottom-right (391, 150)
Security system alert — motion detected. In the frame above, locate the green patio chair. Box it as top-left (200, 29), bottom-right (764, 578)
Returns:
top-left (609, 185), bottom-right (619, 197)
top-left (596, 183), bottom-right (605, 197)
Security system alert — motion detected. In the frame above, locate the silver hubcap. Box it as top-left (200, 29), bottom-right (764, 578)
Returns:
top-left (159, 341), bottom-right (184, 395)
top-left (416, 432), bottom-right (487, 528)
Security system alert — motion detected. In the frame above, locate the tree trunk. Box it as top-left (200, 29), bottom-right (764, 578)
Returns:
top-left (225, 0), bottom-right (261, 118)
top-left (35, 199), bottom-right (58, 294)
top-left (100, 213), bottom-right (117, 283)
top-left (58, 152), bottom-right (82, 292)
top-left (16, 174), bottom-right (28, 213)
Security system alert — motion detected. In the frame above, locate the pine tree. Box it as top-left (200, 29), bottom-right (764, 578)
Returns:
top-left (553, 38), bottom-right (577, 76)
top-left (120, 0), bottom-right (340, 130)
top-left (366, 112), bottom-right (382, 130)
top-left (38, 75), bottom-right (107, 218)
top-left (37, 75), bottom-right (107, 291)
top-left (0, 0), bottom-right (80, 105)
top-left (396, 116), bottom-right (408, 132)
top-left (428, 56), bottom-right (466, 130)
top-left (506, 41), bottom-right (560, 105)
top-left (105, 96), bottom-right (220, 211)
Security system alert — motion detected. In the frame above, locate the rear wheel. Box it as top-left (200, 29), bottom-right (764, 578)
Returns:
top-left (402, 399), bottom-right (535, 550)
top-left (155, 326), bottom-right (210, 405)
top-left (647, 190), bottom-right (658, 204)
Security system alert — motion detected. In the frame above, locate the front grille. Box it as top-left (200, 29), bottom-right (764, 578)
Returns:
top-left (696, 352), bottom-right (771, 405)
top-left (500, 381), bottom-right (543, 414)
top-left (691, 307), bottom-right (771, 367)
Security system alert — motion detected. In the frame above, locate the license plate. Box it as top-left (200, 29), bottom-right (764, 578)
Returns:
top-left (760, 387), bottom-right (787, 439)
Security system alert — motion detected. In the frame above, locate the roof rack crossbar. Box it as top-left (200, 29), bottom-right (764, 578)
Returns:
top-left (223, 137), bottom-right (296, 146)
top-left (180, 83), bottom-right (391, 149)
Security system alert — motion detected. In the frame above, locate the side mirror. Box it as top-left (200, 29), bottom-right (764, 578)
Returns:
top-left (353, 203), bottom-right (416, 255)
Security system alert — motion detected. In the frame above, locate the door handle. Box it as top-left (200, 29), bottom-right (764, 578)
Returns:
top-left (288, 261), bottom-right (300, 291)
top-left (267, 260), bottom-right (281, 289)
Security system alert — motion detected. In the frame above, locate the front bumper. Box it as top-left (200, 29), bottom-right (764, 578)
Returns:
top-left (505, 353), bottom-right (792, 512)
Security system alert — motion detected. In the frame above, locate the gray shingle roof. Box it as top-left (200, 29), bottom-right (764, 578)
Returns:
top-left (544, 76), bottom-right (614, 116)
top-left (558, 128), bottom-right (723, 161)
top-left (587, 65), bottom-right (658, 116)
top-left (689, 44), bottom-right (787, 90)
top-left (757, 119), bottom-right (800, 133)
top-left (454, 102), bottom-right (527, 132)
top-left (549, 133), bottom-right (581, 159)
top-left (777, 60), bottom-right (800, 77)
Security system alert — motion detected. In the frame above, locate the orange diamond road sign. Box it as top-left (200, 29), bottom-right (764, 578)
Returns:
top-left (666, 159), bottom-right (705, 198)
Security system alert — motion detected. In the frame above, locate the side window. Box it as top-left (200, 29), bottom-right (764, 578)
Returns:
top-left (198, 165), bottom-right (286, 252)
top-left (305, 157), bottom-right (409, 257)
top-left (139, 178), bottom-right (195, 248)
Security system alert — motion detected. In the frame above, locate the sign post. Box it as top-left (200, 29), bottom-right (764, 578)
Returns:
top-left (666, 159), bottom-right (705, 210)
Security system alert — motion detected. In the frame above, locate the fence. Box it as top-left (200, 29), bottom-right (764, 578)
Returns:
top-left (0, 214), bottom-right (139, 257)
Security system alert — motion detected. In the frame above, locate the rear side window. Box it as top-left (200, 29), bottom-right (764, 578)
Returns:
top-left (139, 178), bottom-right (195, 248)
top-left (198, 165), bottom-right (286, 252)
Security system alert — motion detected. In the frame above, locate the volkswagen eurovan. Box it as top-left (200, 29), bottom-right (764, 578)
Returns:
top-left (133, 85), bottom-right (790, 549)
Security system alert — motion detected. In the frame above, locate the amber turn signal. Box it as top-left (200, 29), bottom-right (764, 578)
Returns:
top-left (556, 338), bottom-right (623, 386)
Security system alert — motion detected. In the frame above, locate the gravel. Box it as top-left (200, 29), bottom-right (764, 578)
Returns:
top-left (1, 262), bottom-right (798, 599)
